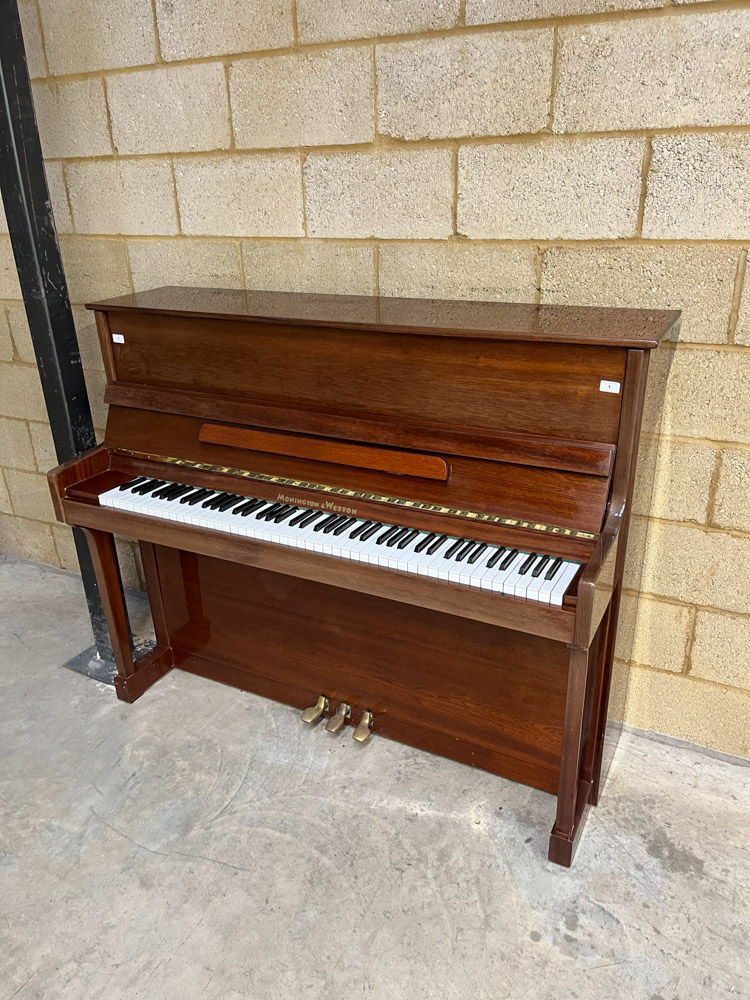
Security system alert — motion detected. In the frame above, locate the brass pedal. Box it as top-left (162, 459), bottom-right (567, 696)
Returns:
top-left (301, 694), bottom-right (328, 724)
top-left (352, 711), bottom-right (373, 743)
top-left (325, 702), bottom-right (350, 733)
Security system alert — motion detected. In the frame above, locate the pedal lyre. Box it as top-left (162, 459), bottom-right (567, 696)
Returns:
top-left (301, 694), bottom-right (328, 724)
top-left (352, 711), bottom-right (373, 743)
top-left (325, 702), bottom-right (350, 733)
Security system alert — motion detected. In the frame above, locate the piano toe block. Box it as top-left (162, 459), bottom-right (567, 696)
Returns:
top-left (113, 645), bottom-right (174, 703)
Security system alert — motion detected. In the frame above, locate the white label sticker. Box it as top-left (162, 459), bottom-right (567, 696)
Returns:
top-left (599, 380), bottom-right (620, 394)
top-left (112, 334), bottom-right (124, 344)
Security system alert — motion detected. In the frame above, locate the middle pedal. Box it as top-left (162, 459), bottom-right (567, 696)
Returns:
top-left (325, 702), bottom-right (351, 733)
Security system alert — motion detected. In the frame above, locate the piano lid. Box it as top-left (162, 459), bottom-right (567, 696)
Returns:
top-left (87, 286), bottom-right (680, 350)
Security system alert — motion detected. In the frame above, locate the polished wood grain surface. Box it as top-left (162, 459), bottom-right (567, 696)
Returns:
top-left (105, 407), bottom-right (611, 535)
top-left (48, 287), bottom-right (675, 867)
top-left (198, 423), bottom-right (450, 481)
top-left (105, 384), bottom-right (617, 477)
top-left (156, 546), bottom-right (568, 794)
top-left (88, 285), bottom-right (680, 349)
top-left (106, 311), bottom-right (627, 443)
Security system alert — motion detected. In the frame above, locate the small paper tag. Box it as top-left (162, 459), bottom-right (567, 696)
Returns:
top-left (112, 334), bottom-right (124, 344)
top-left (599, 379), bottom-right (620, 394)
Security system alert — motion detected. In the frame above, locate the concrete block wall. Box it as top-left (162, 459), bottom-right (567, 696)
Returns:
top-left (0, 0), bottom-right (747, 754)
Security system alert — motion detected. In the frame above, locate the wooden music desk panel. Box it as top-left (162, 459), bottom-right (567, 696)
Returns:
top-left (48, 287), bottom-right (680, 866)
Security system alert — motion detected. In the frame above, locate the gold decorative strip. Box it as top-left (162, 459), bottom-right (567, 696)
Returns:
top-left (115, 449), bottom-right (599, 541)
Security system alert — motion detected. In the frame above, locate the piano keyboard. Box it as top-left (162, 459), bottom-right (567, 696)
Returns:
top-left (101, 477), bottom-right (581, 605)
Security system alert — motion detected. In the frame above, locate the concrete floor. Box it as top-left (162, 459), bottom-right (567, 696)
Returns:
top-left (1, 554), bottom-right (749, 1000)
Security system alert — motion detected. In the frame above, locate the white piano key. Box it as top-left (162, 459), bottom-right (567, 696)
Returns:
top-left (489, 552), bottom-right (525, 594)
top-left (414, 537), bottom-right (447, 575)
top-left (353, 528), bottom-right (388, 564)
top-left (549, 562), bottom-right (580, 606)
top-left (524, 562), bottom-right (551, 602)
top-left (391, 532), bottom-right (430, 572)
top-left (428, 539), bottom-right (462, 580)
top-left (513, 555), bottom-right (543, 599)
top-left (498, 552), bottom-right (531, 596)
top-left (460, 550), bottom-right (494, 588)
top-left (329, 520), bottom-right (368, 558)
top-left (475, 549), bottom-right (506, 590)
top-left (421, 539), bottom-right (453, 578)
top-left (536, 561), bottom-right (566, 604)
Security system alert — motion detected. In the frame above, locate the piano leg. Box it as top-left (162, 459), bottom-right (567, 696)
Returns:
top-left (81, 528), bottom-right (174, 702)
top-left (548, 645), bottom-right (593, 867)
top-left (583, 597), bottom-right (618, 807)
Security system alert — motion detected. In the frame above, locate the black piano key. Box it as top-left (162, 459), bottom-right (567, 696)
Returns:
top-left (238, 499), bottom-right (267, 516)
top-left (274, 506), bottom-right (299, 523)
top-left (163, 484), bottom-right (193, 500)
top-left (455, 541), bottom-right (476, 562)
top-left (531, 555), bottom-right (550, 578)
top-left (289, 508), bottom-right (314, 526)
top-left (376, 526), bottom-right (400, 545)
top-left (156, 486), bottom-right (184, 502)
top-left (397, 528), bottom-right (419, 550)
top-left (143, 479), bottom-right (169, 493)
top-left (386, 527), bottom-right (409, 547)
top-left (298, 510), bottom-right (325, 528)
top-left (211, 492), bottom-right (239, 509)
top-left (486, 546), bottom-right (507, 569)
top-left (143, 481), bottom-right (171, 497)
top-left (414, 533), bottom-right (435, 553)
top-left (314, 513), bottom-right (340, 532)
top-left (133, 478), bottom-right (166, 495)
top-left (261, 503), bottom-right (291, 520)
top-left (518, 553), bottom-right (538, 575)
top-left (349, 520), bottom-right (372, 539)
top-left (224, 497), bottom-right (251, 513)
top-left (499, 548), bottom-right (519, 571)
top-left (426, 534), bottom-right (448, 555)
top-left (323, 515), bottom-right (347, 534)
top-left (445, 538), bottom-right (466, 559)
top-left (256, 502), bottom-right (284, 519)
top-left (467, 542), bottom-right (488, 565)
top-left (332, 517), bottom-right (357, 536)
top-left (359, 522), bottom-right (383, 542)
top-left (119, 476), bottom-right (147, 491)
top-left (152, 482), bottom-right (180, 498)
top-left (129, 478), bottom-right (157, 494)
top-left (216, 494), bottom-right (244, 511)
top-left (232, 499), bottom-right (258, 515)
top-left (176, 488), bottom-right (200, 503)
top-left (545, 557), bottom-right (563, 581)
top-left (203, 492), bottom-right (230, 508)
top-left (183, 488), bottom-right (211, 505)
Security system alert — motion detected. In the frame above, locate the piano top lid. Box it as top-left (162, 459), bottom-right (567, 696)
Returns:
top-left (87, 286), bottom-right (680, 350)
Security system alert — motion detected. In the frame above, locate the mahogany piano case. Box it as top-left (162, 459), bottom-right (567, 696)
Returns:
top-left (48, 288), bottom-right (679, 865)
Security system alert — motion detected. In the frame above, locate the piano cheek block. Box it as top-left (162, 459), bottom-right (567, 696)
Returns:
top-left (50, 286), bottom-right (678, 867)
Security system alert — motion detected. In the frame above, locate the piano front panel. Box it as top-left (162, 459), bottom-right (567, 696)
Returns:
top-left (105, 310), bottom-right (627, 444)
top-left (154, 545), bottom-right (569, 794)
top-left (105, 407), bottom-right (611, 536)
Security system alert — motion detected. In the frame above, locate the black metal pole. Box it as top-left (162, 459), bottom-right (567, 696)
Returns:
top-left (0, 0), bottom-right (131, 681)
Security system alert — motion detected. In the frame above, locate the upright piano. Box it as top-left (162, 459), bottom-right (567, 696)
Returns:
top-left (48, 287), bottom-right (679, 866)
